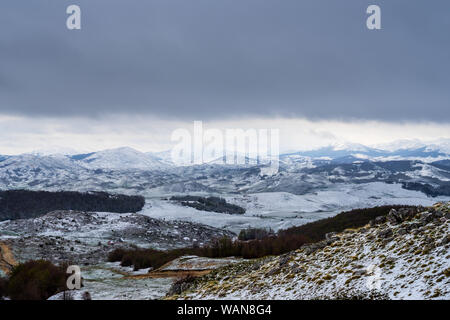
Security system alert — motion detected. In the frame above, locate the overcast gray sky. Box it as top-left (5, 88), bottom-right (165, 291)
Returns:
top-left (0, 1), bottom-right (449, 154)
top-left (1, 0), bottom-right (449, 122)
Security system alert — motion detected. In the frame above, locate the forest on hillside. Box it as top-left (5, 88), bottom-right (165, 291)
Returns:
top-left (0, 190), bottom-right (145, 221)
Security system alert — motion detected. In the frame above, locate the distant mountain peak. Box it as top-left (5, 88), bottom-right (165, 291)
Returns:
top-left (73, 146), bottom-right (170, 170)
top-left (29, 146), bottom-right (86, 156)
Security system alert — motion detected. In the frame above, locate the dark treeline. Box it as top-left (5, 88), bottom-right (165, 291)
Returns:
top-left (0, 190), bottom-right (145, 221)
top-left (279, 205), bottom-right (419, 242)
top-left (238, 227), bottom-right (275, 241)
top-left (109, 205), bottom-right (413, 270)
top-left (402, 182), bottom-right (450, 197)
top-left (170, 195), bottom-right (246, 214)
top-left (108, 233), bottom-right (310, 270)
top-left (108, 247), bottom-right (197, 271)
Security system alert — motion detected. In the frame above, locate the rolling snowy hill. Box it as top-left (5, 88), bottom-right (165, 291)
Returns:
top-left (73, 147), bottom-right (171, 170)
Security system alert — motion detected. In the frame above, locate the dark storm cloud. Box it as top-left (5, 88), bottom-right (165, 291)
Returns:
top-left (0, 0), bottom-right (449, 121)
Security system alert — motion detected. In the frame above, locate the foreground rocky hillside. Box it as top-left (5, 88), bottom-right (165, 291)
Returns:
top-left (169, 202), bottom-right (450, 300)
top-left (0, 210), bottom-right (234, 267)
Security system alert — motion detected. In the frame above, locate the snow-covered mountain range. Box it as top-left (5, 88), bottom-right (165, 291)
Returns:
top-left (0, 141), bottom-right (449, 198)
top-left (3, 139), bottom-right (450, 169)
top-left (281, 140), bottom-right (450, 163)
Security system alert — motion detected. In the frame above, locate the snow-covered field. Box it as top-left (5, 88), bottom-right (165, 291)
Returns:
top-left (80, 265), bottom-right (172, 300)
top-left (48, 263), bottom-right (173, 300)
top-left (141, 182), bottom-right (450, 234)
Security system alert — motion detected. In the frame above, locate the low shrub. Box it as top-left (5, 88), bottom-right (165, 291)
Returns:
top-left (6, 260), bottom-right (68, 300)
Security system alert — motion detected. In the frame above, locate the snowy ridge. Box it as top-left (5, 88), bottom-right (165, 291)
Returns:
top-left (76, 147), bottom-right (170, 170)
top-left (374, 138), bottom-right (450, 154)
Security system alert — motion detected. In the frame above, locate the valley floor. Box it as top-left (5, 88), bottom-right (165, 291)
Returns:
top-left (142, 182), bottom-right (450, 233)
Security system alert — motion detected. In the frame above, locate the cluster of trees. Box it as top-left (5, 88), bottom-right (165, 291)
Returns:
top-left (170, 195), bottom-right (245, 215)
top-left (108, 205), bottom-right (418, 270)
top-left (0, 190), bottom-right (145, 221)
top-left (202, 205), bottom-right (419, 258)
top-left (402, 182), bottom-right (450, 197)
top-left (109, 233), bottom-right (310, 270)
top-left (0, 260), bottom-right (68, 300)
top-left (238, 228), bottom-right (275, 241)
top-left (199, 235), bottom-right (311, 259)
top-left (279, 205), bottom-right (418, 242)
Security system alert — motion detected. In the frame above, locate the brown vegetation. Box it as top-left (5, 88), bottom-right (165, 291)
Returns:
top-left (109, 205), bottom-right (418, 270)
top-left (2, 260), bottom-right (68, 300)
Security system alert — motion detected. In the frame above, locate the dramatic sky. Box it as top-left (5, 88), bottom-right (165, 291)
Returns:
top-left (0, 0), bottom-right (449, 154)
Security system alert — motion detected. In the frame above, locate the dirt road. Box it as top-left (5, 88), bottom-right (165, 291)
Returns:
top-left (126, 269), bottom-right (211, 279)
top-left (0, 241), bottom-right (17, 274)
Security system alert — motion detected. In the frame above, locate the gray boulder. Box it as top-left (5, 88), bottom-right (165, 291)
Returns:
top-left (387, 209), bottom-right (401, 224)
top-left (377, 228), bottom-right (393, 239)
